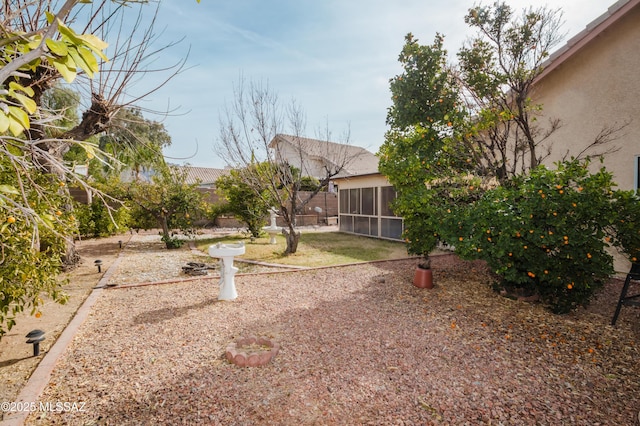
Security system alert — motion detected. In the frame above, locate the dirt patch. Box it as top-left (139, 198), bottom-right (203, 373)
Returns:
top-left (0, 229), bottom-right (310, 408)
top-left (0, 233), bottom-right (130, 405)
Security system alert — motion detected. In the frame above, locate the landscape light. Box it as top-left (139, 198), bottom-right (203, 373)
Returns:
top-left (26, 329), bottom-right (45, 356)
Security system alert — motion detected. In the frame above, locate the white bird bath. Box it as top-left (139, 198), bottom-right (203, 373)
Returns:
top-left (263, 208), bottom-right (282, 244)
top-left (208, 242), bottom-right (245, 301)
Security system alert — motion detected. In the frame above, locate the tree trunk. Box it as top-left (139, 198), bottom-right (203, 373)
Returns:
top-left (282, 226), bottom-right (301, 254)
top-left (159, 214), bottom-right (171, 248)
top-left (62, 235), bottom-right (81, 271)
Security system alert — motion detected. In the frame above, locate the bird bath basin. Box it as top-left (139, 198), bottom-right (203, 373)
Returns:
top-left (209, 242), bottom-right (245, 301)
top-left (263, 208), bottom-right (282, 244)
top-left (208, 243), bottom-right (246, 258)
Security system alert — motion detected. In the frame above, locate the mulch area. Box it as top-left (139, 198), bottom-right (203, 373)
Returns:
top-left (7, 239), bottom-right (639, 425)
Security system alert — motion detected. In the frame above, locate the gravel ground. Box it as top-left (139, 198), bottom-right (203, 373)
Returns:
top-left (19, 235), bottom-right (640, 425)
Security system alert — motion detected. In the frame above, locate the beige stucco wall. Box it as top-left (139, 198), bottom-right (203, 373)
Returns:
top-left (534, 4), bottom-right (640, 192)
top-left (333, 174), bottom-right (391, 190)
top-left (273, 141), bottom-right (329, 179)
top-left (532, 4), bottom-right (640, 273)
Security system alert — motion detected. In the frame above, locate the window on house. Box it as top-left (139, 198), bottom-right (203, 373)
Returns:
top-left (361, 187), bottom-right (376, 216)
top-left (349, 188), bottom-right (360, 214)
top-left (381, 218), bottom-right (403, 240)
top-left (380, 186), bottom-right (398, 217)
top-left (339, 189), bottom-right (349, 214)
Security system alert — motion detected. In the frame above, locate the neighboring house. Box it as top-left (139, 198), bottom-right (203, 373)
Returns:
top-left (268, 134), bottom-right (380, 224)
top-left (174, 165), bottom-right (231, 204)
top-left (268, 134), bottom-right (379, 182)
top-left (334, 0), bottom-right (640, 250)
top-left (178, 166), bottom-right (231, 189)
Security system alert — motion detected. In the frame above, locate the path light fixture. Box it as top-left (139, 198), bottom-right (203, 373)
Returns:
top-left (118, 240), bottom-right (122, 249)
top-left (94, 259), bottom-right (103, 273)
top-left (26, 329), bottom-right (45, 356)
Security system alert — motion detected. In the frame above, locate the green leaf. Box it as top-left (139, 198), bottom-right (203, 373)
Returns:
top-left (0, 185), bottom-right (19, 195)
top-left (12, 93), bottom-right (37, 114)
top-left (79, 46), bottom-right (99, 72)
top-left (27, 35), bottom-right (42, 50)
top-left (52, 57), bottom-right (77, 83)
top-left (41, 213), bottom-right (55, 228)
top-left (77, 33), bottom-right (109, 52)
top-left (8, 81), bottom-right (34, 97)
top-left (8, 106), bottom-right (29, 134)
top-left (45, 38), bottom-right (69, 56)
top-left (0, 112), bottom-right (10, 133)
top-left (67, 46), bottom-right (93, 78)
top-left (8, 118), bottom-right (24, 136)
top-left (56, 20), bottom-right (81, 45)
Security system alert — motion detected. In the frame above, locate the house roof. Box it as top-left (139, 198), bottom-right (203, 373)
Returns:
top-left (177, 166), bottom-right (231, 185)
top-left (270, 134), bottom-right (379, 177)
top-left (536, 0), bottom-right (639, 81)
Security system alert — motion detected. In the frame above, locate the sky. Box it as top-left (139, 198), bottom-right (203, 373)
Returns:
top-left (118, 0), bottom-right (612, 169)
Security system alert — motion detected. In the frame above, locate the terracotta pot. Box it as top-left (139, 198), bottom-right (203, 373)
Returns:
top-left (413, 267), bottom-right (434, 289)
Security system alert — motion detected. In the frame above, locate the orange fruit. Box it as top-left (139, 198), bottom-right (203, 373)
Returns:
top-left (7, 216), bottom-right (16, 224)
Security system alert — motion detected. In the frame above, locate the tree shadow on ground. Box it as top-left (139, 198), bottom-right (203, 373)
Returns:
top-left (133, 297), bottom-right (218, 325)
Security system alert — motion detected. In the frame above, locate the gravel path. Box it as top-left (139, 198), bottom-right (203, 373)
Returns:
top-left (18, 235), bottom-right (640, 425)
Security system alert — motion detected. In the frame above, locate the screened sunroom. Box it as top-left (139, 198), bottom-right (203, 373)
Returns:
top-left (334, 173), bottom-right (404, 241)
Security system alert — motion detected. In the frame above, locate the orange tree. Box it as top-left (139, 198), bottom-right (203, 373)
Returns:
top-left (125, 165), bottom-right (204, 249)
top-left (0, 160), bottom-right (72, 337)
top-left (378, 33), bottom-right (468, 263)
top-left (0, 0), bottom-right (200, 337)
top-left (378, 3), bottom-right (637, 314)
top-left (215, 166), bottom-right (274, 238)
top-left (610, 190), bottom-right (640, 265)
top-left (438, 160), bottom-right (633, 313)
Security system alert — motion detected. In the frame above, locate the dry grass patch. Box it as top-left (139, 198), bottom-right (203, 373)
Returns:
top-left (195, 231), bottom-right (410, 267)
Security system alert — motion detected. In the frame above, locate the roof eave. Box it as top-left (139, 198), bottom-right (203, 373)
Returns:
top-left (535, 0), bottom-right (639, 82)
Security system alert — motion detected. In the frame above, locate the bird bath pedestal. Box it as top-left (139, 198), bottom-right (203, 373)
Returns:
top-left (263, 208), bottom-right (282, 244)
top-left (208, 242), bottom-right (245, 301)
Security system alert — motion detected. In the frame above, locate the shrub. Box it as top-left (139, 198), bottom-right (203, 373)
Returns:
top-left (441, 160), bottom-right (616, 313)
top-left (74, 200), bottom-right (130, 238)
top-left (609, 189), bottom-right (640, 264)
top-left (299, 176), bottom-right (321, 192)
top-left (161, 233), bottom-right (185, 249)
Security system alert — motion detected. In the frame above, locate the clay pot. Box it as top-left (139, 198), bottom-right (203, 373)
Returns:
top-left (413, 266), bottom-right (434, 289)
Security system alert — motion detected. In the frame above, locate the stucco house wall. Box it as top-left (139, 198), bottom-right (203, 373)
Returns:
top-left (273, 139), bottom-right (328, 178)
top-left (534, 0), bottom-right (640, 193)
top-left (528, 0), bottom-right (640, 273)
top-left (269, 134), bottom-right (380, 180)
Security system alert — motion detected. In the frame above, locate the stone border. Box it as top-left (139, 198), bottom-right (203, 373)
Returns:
top-left (225, 336), bottom-right (280, 367)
